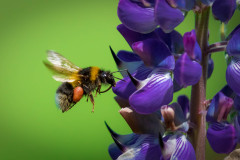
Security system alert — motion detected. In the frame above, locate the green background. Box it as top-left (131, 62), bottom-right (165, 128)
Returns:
top-left (0, 0), bottom-right (239, 159)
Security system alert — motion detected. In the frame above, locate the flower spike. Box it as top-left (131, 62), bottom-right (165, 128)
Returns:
top-left (104, 121), bottom-right (119, 139)
top-left (109, 46), bottom-right (122, 67)
top-left (111, 133), bottom-right (127, 152)
top-left (127, 70), bottom-right (144, 89)
top-left (105, 122), bottom-right (127, 152)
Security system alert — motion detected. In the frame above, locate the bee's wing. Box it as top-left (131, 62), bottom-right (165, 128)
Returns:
top-left (47, 50), bottom-right (80, 71)
top-left (44, 50), bottom-right (81, 82)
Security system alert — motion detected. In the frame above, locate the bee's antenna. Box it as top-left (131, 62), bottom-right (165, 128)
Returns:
top-left (100, 85), bottom-right (113, 93)
top-left (111, 69), bottom-right (128, 74)
top-left (113, 76), bottom-right (126, 82)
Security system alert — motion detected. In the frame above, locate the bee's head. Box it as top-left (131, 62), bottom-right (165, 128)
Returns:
top-left (100, 71), bottom-right (116, 87)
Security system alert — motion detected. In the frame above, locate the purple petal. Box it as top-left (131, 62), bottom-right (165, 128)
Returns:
top-left (220, 85), bottom-right (235, 98)
top-left (174, 53), bottom-right (202, 87)
top-left (105, 123), bottom-right (140, 159)
top-left (108, 133), bottom-right (140, 159)
top-left (194, 42), bottom-right (202, 62)
top-left (173, 78), bottom-right (183, 92)
top-left (226, 57), bottom-right (240, 96)
top-left (206, 92), bottom-right (233, 123)
top-left (114, 96), bottom-right (130, 108)
top-left (226, 26), bottom-right (240, 56)
top-left (183, 30), bottom-right (202, 62)
top-left (226, 24), bottom-right (240, 41)
top-left (234, 116), bottom-right (240, 143)
top-left (110, 47), bottom-right (142, 77)
top-left (129, 69), bottom-right (173, 114)
top-left (234, 96), bottom-right (240, 111)
top-left (207, 55), bottom-right (214, 79)
top-left (171, 135), bottom-right (196, 160)
top-left (118, 0), bottom-right (158, 33)
top-left (183, 30), bottom-right (196, 57)
top-left (177, 95), bottom-right (190, 119)
top-left (134, 144), bottom-right (161, 160)
top-left (117, 24), bottom-right (156, 48)
top-left (108, 144), bottom-right (122, 160)
top-left (154, 28), bottom-right (184, 54)
top-left (132, 39), bottom-right (175, 70)
top-left (117, 50), bottom-right (142, 62)
top-left (112, 65), bottom-right (152, 99)
top-left (155, 0), bottom-right (184, 33)
top-left (116, 50), bottom-right (143, 77)
top-left (166, 0), bottom-right (196, 11)
top-left (207, 122), bottom-right (237, 154)
top-left (116, 134), bottom-right (162, 160)
top-left (212, 0), bottom-right (236, 23)
top-left (162, 134), bottom-right (196, 160)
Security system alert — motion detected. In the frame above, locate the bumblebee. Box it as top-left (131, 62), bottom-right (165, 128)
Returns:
top-left (44, 50), bottom-right (116, 112)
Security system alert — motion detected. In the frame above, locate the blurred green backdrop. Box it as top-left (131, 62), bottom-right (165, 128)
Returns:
top-left (0, 0), bottom-right (239, 159)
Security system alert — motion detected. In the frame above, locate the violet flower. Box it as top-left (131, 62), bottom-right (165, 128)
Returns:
top-left (117, 0), bottom-right (188, 33)
top-left (211, 0), bottom-right (236, 23)
top-left (177, 95), bottom-right (190, 119)
top-left (200, 0), bottom-right (236, 23)
top-left (233, 95), bottom-right (240, 143)
top-left (106, 97), bottom-right (195, 159)
top-left (112, 26), bottom-right (202, 114)
top-left (112, 26), bottom-right (176, 114)
top-left (206, 86), bottom-right (237, 154)
top-left (226, 25), bottom-right (240, 96)
top-left (104, 0), bottom-right (240, 158)
top-left (171, 30), bottom-right (202, 88)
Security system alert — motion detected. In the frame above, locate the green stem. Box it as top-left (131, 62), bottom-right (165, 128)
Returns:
top-left (189, 7), bottom-right (210, 160)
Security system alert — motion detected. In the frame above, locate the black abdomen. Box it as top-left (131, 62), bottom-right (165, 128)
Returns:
top-left (55, 82), bottom-right (74, 112)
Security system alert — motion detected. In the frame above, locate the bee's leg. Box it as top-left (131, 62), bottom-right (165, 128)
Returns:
top-left (82, 84), bottom-right (90, 102)
top-left (89, 93), bottom-right (95, 113)
top-left (86, 95), bottom-right (89, 102)
top-left (95, 80), bottom-right (101, 97)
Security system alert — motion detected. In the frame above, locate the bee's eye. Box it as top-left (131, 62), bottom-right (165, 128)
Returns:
top-left (101, 73), bottom-right (107, 77)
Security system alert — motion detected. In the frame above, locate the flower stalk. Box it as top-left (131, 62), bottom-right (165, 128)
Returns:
top-left (189, 6), bottom-right (210, 160)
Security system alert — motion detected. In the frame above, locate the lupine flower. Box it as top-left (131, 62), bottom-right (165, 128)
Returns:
top-left (206, 86), bottom-right (237, 153)
top-left (160, 103), bottom-right (189, 132)
top-left (106, 97), bottom-right (195, 159)
top-left (117, 0), bottom-right (188, 33)
top-left (233, 95), bottom-right (240, 144)
top-left (177, 95), bottom-right (190, 119)
top-left (106, 96), bottom-right (164, 159)
top-left (226, 25), bottom-right (240, 96)
top-left (105, 0), bottom-right (240, 159)
top-left (234, 96), bottom-right (240, 125)
top-left (112, 26), bottom-right (176, 114)
top-left (160, 133), bottom-right (196, 160)
top-left (207, 122), bottom-right (237, 154)
top-left (112, 26), bottom-right (203, 114)
top-left (211, 0), bottom-right (236, 23)
top-left (173, 30), bottom-right (202, 87)
top-left (199, 0), bottom-right (236, 23)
